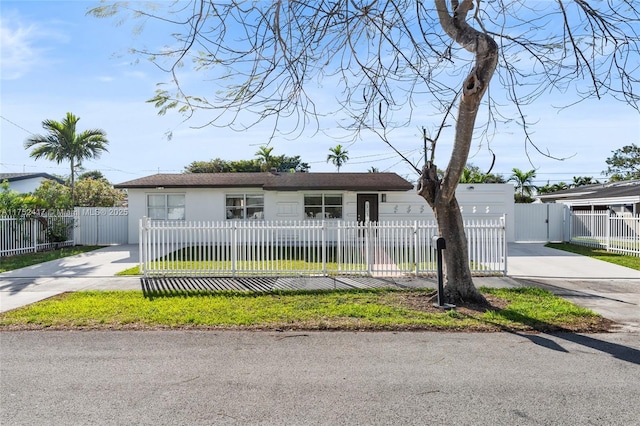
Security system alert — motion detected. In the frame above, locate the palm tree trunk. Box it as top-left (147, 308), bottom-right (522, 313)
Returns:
top-left (70, 161), bottom-right (75, 207)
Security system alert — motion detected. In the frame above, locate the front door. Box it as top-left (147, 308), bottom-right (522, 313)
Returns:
top-left (357, 194), bottom-right (379, 223)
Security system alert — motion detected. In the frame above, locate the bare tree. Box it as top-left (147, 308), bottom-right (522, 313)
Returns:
top-left (90, 1), bottom-right (640, 304)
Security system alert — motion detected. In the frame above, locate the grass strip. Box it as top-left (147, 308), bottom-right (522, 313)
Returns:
top-left (546, 242), bottom-right (640, 270)
top-left (0, 287), bottom-right (611, 333)
top-left (0, 246), bottom-right (103, 272)
top-left (116, 260), bottom-right (365, 276)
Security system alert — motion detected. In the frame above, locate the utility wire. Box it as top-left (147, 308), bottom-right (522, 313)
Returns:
top-left (1, 115), bottom-right (36, 135)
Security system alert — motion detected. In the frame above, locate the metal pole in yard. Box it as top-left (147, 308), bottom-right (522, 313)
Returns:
top-left (432, 236), bottom-right (454, 310)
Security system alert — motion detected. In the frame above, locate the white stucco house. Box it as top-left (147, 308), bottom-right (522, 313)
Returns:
top-left (0, 173), bottom-right (64, 194)
top-left (115, 172), bottom-right (515, 243)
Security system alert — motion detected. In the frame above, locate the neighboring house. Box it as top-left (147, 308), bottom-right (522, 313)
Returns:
top-left (115, 172), bottom-right (515, 243)
top-left (538, 180), bottom-right (640, 214)
top-left (0, 173), bottom-right (64, 194)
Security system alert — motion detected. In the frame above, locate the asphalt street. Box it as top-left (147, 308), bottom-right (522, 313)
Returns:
top-left (1, 243), bottom-right (639, 425)
top-left (1, 331), bottom-right (639, 425)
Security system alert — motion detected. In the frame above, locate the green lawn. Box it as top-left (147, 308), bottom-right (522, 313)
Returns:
top-left (0, 246), bottom-right (103, 273)
top-left (0, 242), bottom-right (627, 333)
top-left (546, 242), bottom-right (640, 270)
top-left (0, 287), bottom-right (610, 333)
top-left (117, 259), bottom-right (366, 276)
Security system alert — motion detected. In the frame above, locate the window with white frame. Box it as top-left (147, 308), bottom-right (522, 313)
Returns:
top-left (226, 194), bottom-right (264, 219)
top-left (147, 194), bottom-right (185, 220)
top-left (304, 194), bottom-right (342, 219)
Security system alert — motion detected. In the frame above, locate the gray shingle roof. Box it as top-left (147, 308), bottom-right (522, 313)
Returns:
top-left (538, 180), bottom-right (640, 202)
top-left (0, 173), bottom-right (64, 184)
top-left (115, 172), bottom-right (414, 192)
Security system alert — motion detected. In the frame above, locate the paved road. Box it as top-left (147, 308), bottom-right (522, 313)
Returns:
top-left (1, 331), bottom-right (639, 425)
top-left (2, 245), bottom-right (639, 424)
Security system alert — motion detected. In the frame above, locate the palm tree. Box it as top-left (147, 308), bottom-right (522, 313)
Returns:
top-left (572, 176), bottom-right (599, 188)
top-left (508, 168), bottom-right (537, 202)
top-left (327, 144), bottom-right (349, 172)
top-left (254, 145), bottom-right (275, 171)
top-left (24, 112), bottom-right (109, 204)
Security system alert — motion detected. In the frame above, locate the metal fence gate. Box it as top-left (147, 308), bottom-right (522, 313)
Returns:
top-left (73, 207), bottom-right (129, 245)
top-left (514, 203), bottom-right (569, 242)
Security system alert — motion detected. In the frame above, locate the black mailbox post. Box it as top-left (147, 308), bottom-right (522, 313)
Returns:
top-left (432, 236), bottom-right (455, 309)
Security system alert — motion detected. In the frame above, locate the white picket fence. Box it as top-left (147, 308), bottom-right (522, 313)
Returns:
top-left (139, 217), bottom-right (507, 278)
top-left (0, 213), bottom-right (75, 256)
top-left (571, 211), bottom-right (640, 256)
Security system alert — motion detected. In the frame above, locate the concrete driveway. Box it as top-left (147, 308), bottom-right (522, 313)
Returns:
top-left (0, 245), bottom-right (141, 312)
top-left (506, 243), bottom-right (640, 331)
top-left (507, 243), bottom-right (640, 279)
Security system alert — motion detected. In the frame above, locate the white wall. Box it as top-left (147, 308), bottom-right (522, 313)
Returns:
top-left (375, 184), bottom-right (515, 241)
top-left (7, 177), bottom-right (49, 194)
top-left (126, 183), bottom-right (515, 243)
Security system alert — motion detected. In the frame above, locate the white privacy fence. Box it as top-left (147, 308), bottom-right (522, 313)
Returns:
top-left (0, 213), bottom-right (75, 257)
top-left (571, 211), bottom-right (640, 256)
top-left (139, 217), bottom-right (506, 278)
top-left (0, 207), bottom-right (129, 257)
top-left (73, 207), bottom-right (129, 245)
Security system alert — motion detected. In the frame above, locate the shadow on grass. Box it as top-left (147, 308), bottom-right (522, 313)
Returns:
top-left (139, 276), bottom-right (410, 299)
top-left (140, 277), bottom-right (278, 299)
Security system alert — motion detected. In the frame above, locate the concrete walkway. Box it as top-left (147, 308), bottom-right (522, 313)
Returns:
top-left (0, 245), bottom-right (141, 312)
top-left (1, 243), bottom-right (639, 331)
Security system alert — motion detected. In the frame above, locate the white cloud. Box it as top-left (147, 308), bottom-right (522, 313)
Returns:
top-left (0, 12), bottom-right (68, 80)
top-left (123, 70), bottom-right (147, 79)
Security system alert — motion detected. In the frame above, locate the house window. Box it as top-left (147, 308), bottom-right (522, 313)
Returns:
top-left (147, 194), bottom-right (185, 220)
top-left (226, 194), bottom-right (264, 219)
top-left (304, 194), bottom-right (342, 219)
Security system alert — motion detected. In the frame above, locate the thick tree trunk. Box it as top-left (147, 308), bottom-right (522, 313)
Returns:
top-left (418, 163), bottom-right (487, 305)
top-left (416, 0), bottom-right (498, 305)
top-left (433, 196), bottom-right (478, 303)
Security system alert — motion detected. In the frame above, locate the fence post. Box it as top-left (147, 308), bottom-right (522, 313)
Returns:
top-left (72, 208), bottom-right (78, 246)
top-left (606, 212), bottom-right (611, 251)
top-left (232, 223), bottom-right (237, 278)
top-left (321, 221), bottom-right (327, 276)
top-left (31, 218), bottom-right (37, 254)
top-left (502, 215), bottom-right (507, 275)
top-left (365, 221), bottom-right (371, 275)
top-left (337, 223), bottom-right (342, 273)
top-left (413, 221), bottom-right (419, 277)
top-left (139, 217), bottom-right (146, 277)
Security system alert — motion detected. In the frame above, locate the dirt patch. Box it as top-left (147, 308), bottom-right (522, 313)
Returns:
top-left (390, 291), bottom-right (509, 315)
top-left (387, 291), bottom-right (615, 333)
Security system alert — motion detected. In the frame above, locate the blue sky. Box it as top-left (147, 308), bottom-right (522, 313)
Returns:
top-left (1, 1), bottom-right (639, 186)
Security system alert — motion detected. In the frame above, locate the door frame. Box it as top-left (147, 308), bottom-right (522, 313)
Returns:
top-left (357, 194), bottom-right (379, 223)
